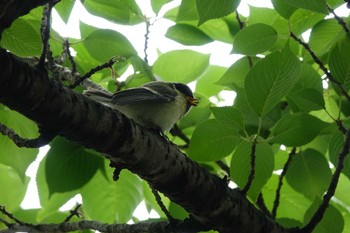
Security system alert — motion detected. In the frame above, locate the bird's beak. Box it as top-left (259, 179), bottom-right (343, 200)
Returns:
top-left (187, 97), bottom-right (199, 106)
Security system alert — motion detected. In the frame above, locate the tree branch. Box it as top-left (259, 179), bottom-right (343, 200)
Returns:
top-left (0, 49), bottom-right (288, 233)
top-left (299, 129), bottom-right (350, 233)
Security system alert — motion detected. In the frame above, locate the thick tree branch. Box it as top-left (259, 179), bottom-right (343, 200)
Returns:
top-left (0, 49), bottom-right (289, 233)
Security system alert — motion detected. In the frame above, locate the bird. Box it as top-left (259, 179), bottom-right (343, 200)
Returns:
top-left (83, 81), bottom-right (199, 132)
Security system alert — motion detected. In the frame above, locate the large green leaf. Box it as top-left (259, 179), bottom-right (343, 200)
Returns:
top-left (329, 130), bottom-right (350, 180)
top-left (271, 0), bottom-right (297, 19)
top-left (151, 0), bottom-right (172, 14)
top-left (306, 19), bottom-right (346, 60)
top-left (82, 29), bottom-right (137, 61)
top-left (230, 141), bottom-right (274, 201)
top-left (217, 57), bottom-right (260, 90)
top-left (0, 164), bottom-right (29, 212)
top-left (286, 149), bottom-right (331, 199)
top-left (196, 0), bottom-right (239, 25)
top-left (152, 50), bottom-right (209, 83)
top-left (45, 137), bottom-right (104, 195)
top-left (199, 17), bottom-right (237, 43)
top-left (81, 163), bottom-right (143, 223)
top-left (0, 18), bottom-right (41, 57)
top-left (289, 9), bottom-right (325, 35)
top-left (244, 48), bottom-right (301, 116)
top-left (0, 107), bottom-right (38, 180)
top-left (188, 119), bottom-right (241, 162)
top-left (36, 155), bottom-right (79, 221)
top-left (233, 23), bottom-right (277, 55)
top-left (210, 107), bottom-right (244, 132)
top-left (54, 0), bottom-right (75, 23)
top-left (83, 0), bottom-right (143, 25)
top-left (287, 88), bottom-right (325, 111)
top-left (196, 65), bottom-right (227, 97)
top-left (304, 199), bottom-right (344, 233)
top-left (166, 24), bottom-right (213, 45)
top-left (271, 113), bottom-right (327, 146)
top-left (329, 36), bottom-right (350, 91)
top-left (262, 175), bottom-right (312, 222)
top-left (284, 0), bottom-right (328, 14)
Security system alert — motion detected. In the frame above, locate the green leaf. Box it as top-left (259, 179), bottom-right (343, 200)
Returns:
top-left (82, 29), bottom-right (137, 61)
top-left (287, 88), bottom-right (325, 111)
top-left (272, 113), bottom-right (327, 146)
top-left (230, 141), bottom-right (274, 201)
top-left (233, 23), bottom-right (277, 55)
top-left (304, 199), bottom-right (344, 233)
top-left (188, 119), bottom-right (241, 162)
top-left (83, 0), bottom-right (143, 25)
top-left (37, 155), bottom-right (79, 221)
top-left (45, 137), bottom-right (104, 195)
top-left (286, 149), bottom-right (331, 199)
top-left (0, 164), bottom-right (29, 212)
top-left (244, 48), bottom-right (301, 116)
top-left (0, 107), bottom-right (38, 180)
top-left (289, 9), bottom-right (325, 35)
top-left (54, 0), bottom-right (75, 23)
top-left (0, 18), bottom-right (41, 56)
top-left (284, 0), bottom-right (328, 14)
top-left (199, 17), bottom-right (236, 43)
top-left (248, 6), bottom-right (289, 36)
top-left (81, 164), bottom-right (143, 223)
top-left (166, 24), bottom-right (213, 45)
top-left (329, 130), bottom-right (350, 179)
top-left (329, 36), bottom-right (350, 90)
top-left (306, 19), bottom-right (346, 60)
top-left (176, 0), bottom-right (199, 22)
top-left (196, 0), bottom-right (239, 25)
top-left (271, 0), bottom-right (297, 19)
top-left (262, 175), bottom-right (312, 222)
top-left (217, 57), bottom-right (260, 90)
top-left (210, 107), bottom-right (244, 131)
top-left (196, 65), bottom-right (227, 97)
top-left (151, 0), bottom-right (172, 14)
top-left (153, 50), bottom-right (209, 83)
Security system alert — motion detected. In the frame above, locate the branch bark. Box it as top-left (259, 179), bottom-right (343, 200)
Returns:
top-left (0, 50), bottom-right (289, 233)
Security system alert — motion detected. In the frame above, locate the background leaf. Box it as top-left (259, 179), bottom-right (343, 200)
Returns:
top-left (196, 0), bottom-right (239, 25)
top-left (286, 149), bottom-right (332, 199)
top-left (152, 50), bottom-right (209, 83)
top-left (166, 24), bottom-right (213, 45)
top-left (45, 137), bottom-right (104, 195)
top-left (233, 23), bottom-right (277, 55)
top-left (284, 0), bottom-right (328, 14)
top-left (271, 113), bottom-right (327, 146)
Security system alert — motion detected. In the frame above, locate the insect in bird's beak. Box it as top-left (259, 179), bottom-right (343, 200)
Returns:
top-left (187, 96), bottom-right (199, 106)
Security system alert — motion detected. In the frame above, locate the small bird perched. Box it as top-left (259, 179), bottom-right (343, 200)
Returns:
top-left (84, 81), bottom-right (198, 132)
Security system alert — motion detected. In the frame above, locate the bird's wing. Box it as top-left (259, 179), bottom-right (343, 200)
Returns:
top-left (111, 84), bottom-right (176, 105)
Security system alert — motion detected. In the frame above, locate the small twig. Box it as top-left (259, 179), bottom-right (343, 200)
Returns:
top-left (69, 56), bottom-right (125, 88)
top-left (300, 129), bottom-right (350, 233)
top-left (169, 124), bottom-right (190, 145)
top-left (215, 160), bottom-right (230, 175)
top-left (256, 193), bottom-right (272, 217)
top-left (64, 39), bottom-right (77, 74)
top-left (150, 185), bottom-right (176, 224)
top-left (144, 17), bottom-right (151, 64)
top-left (38, 1), bottom-right (57, 68)
top-left (272, 147), bottom-right (296, 218)
top-left (63, 204), bottom-right (82, 222)
top-left (0, 206), bottom-right (25, 226)
top-left (327, 5), bottom-right (349, 33)
top-left (242, 140), bottom-right (257, 194)
top-left (290, 32), bottom-right (350, 103)
top-left (0, 123), bottom-right (52, 148)
top-left (336, 120), bottom-right (347, 135)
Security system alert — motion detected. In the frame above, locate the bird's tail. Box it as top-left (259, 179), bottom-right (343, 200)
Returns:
top-left (83, 88), bottom-right (113, 106)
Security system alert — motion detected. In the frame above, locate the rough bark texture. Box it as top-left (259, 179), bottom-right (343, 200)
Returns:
top-left (0, 50), bottom-right (290, 233)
